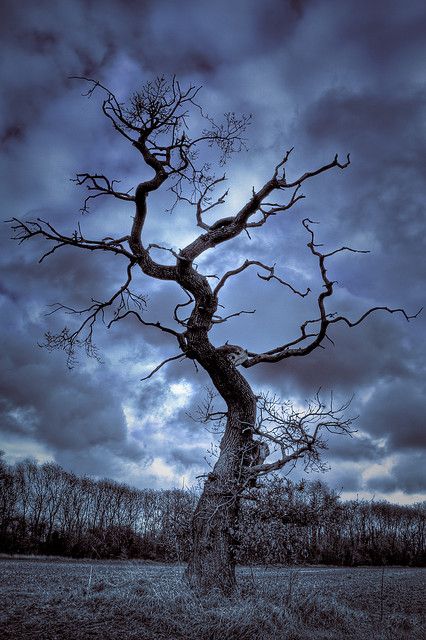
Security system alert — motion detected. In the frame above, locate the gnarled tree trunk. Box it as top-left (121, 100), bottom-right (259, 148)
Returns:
top-left (185, 386), bottom-right (256, 594)
top-left (176, 244), bottom-right (258, 593)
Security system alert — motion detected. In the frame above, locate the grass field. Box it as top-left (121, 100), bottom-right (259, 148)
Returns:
top-left (0, 558), bottom-right (424, 639)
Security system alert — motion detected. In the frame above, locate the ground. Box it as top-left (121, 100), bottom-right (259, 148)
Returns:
top-left (0, 557), bottom-right (424, 639)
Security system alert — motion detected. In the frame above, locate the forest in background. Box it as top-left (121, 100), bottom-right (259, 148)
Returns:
top-left (0, 454), bottom-right (424, 566)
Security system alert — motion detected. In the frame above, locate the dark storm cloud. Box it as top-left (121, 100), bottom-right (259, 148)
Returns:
top-left (325, 431), bottom-right (384, 464)
top-left (248, 316), bottom-right (418, 395)
top-left (0, 292), bottom-right (149, 476)
top-left (300, 87), bottom-right (426, 259)
top-left (366, 452), bottom-right (426, 495)
top-left (1, 0), bottom-right (424, 499)
top-left (361, 381), bottom-right (425, 452)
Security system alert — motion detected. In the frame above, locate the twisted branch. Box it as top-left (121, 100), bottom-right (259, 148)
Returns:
top-left (140, 353), bottom-right (186, 381)
top-left (43, 262), bottom-right (141, 367)
top-left (214, 259), bottom-right (309, 298)
top-left (72, 173), bottom-right (135, 213)
top-left (244, 219), bottom-right (420, 367)
top-left (8, 217), bottom-right (133, 262)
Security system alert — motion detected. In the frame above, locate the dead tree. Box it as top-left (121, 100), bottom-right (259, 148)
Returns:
top-left (9, 76), bottom-right (419, 594)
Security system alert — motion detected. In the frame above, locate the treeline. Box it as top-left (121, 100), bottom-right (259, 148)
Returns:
top-left (0, 455), bottom-right (424, 565)
top-left (237, 479), bottom-right (425, 566)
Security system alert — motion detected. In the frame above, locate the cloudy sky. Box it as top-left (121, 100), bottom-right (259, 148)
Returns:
top-left (1, 0), bottom-right (425, 503)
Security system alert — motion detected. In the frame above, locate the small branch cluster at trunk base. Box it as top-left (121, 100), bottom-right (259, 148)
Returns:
top-left (8, 74), bottom-right (420, 595)
top-left (245, 391), bottom-right (355, 481)
top-left (191, 388), bottom-right (356, 495)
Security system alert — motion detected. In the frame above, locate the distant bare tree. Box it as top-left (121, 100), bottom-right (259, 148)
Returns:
top-left (9, 76), bottom-right (419, 593)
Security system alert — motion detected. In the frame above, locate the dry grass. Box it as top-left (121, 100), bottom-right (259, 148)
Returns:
top-left (0, 559), bottom-right (424, 639)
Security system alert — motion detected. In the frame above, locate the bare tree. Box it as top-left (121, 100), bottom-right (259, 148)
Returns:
top-left (9, 76), bottom-right (419, 594)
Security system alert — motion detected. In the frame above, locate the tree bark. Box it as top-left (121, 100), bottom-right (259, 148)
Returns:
top-left (173, 258), bottom-right (258, 593)
top-left (184, 368), bottom-right (256, 594)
